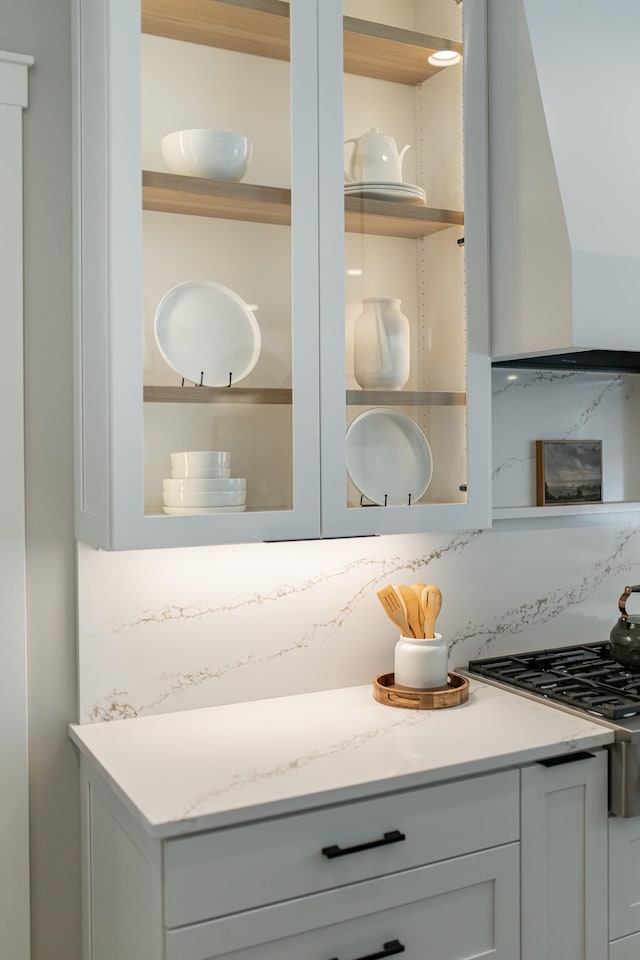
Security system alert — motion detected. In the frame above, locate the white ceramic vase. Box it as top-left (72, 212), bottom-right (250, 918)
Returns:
top-left (353, 297), bottom-right (410, 390)
top-left (394, 633), bottom-right (448, 690)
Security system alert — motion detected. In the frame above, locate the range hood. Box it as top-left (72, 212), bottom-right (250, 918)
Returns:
top-left (488, 0), bottom-right (640, 372)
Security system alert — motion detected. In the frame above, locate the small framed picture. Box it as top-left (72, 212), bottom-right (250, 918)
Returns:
top-left (536, 440), bottom-right (602, 506)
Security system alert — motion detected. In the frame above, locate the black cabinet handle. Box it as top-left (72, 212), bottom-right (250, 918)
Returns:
top-left (322, 829), bottom-right (406, 859)
top-left (327, 938), bottom-right (405, 960)
top-left (537, 750), bottom-right (595, 768)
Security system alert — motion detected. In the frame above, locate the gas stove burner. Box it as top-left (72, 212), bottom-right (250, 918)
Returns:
top-left (468, 641), bottom-right (640, 720)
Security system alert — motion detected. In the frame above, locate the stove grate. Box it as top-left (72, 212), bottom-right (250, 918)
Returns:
top-left (468, 641), bottom-right (640, 719)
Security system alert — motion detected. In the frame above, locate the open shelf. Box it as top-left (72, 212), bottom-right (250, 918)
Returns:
top-left (493, 502), bottom-right (640, 521)
top-left (347, 390), bottom-right (466, 406)
top-left (144, 386), bottom-right (466, 406)
top-left (144, 386), bottom-right (292, 404)
top-left (142, 171), bottom-right (463, 240)
top-left (141, 0), bottom-right (462, 86)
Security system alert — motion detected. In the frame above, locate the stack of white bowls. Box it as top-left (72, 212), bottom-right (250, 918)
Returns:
top-left (162, 451), bottom-right (247, 515)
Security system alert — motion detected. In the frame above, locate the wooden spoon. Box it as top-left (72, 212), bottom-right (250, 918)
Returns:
top-left (422, 585), bottom-right (442, 639)
top-left (397, 584), bottom-right (422, 639)
top-left (376, 584), bottom-right (411, 637)
top-left (411, 581), bottom-right (427, 637)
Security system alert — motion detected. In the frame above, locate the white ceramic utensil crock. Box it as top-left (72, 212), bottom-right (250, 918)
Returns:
top-left (353, 297), bottom-right (410, 390)
top-left (394, 633), bottom-right (448, 689)
top-left (344, 127), bottom-right (410, 183)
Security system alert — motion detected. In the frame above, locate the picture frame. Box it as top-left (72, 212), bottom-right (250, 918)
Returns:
top-left (536, 440), bottom-right (602, 506)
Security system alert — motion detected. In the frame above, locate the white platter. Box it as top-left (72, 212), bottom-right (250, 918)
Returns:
top-left (345, 180), bottom-right (425, 191)
top-left (154, 280), bottom-right (261, 387)
top-left (344, 185), bottom-right (426, 204)
top-left (162, 504), bottom-right (247, 515)
top-left (346, 408), bottom-right (433, 506)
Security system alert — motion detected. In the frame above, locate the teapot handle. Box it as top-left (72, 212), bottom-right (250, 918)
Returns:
top-left (618, 585), bottom-right (640, 618)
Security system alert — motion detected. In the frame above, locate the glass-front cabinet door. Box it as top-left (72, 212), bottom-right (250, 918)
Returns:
top-left (319, 0), bottom-right (491, 537)
top-left (74, 0), bottom-right (490, 550)
top-left (74, 0), bottom-right (321, 549)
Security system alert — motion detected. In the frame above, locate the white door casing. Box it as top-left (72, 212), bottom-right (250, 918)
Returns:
top-left (0, 49), bottom-right (34, 960)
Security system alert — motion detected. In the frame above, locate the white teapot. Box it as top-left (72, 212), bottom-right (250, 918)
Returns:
top-left (344, 127), bottom-right (410, 183)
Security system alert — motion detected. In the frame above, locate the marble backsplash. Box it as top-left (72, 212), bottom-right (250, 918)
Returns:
top-left (77, 370), bottom-right (640, 723)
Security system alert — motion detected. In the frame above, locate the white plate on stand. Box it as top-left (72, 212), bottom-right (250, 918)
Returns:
top-left (154, 280), bottom-right (261, 386)
top-left (346, 408), bottom-right (433, 506)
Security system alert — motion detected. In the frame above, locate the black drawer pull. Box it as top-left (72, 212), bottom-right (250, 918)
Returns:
top-left (322, 829), bottom-right (406, 859)
top-left (327, 938), bottom-right (405, 960)
top-left (537, 750), bottom-right (595, 768)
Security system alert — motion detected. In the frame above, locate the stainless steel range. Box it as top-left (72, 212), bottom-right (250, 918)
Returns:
top-left (467, 641), bottom-right (640, 817)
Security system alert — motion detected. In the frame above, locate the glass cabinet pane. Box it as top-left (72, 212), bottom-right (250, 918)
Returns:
top-left (139, 2), bottom-right (294, 519)
top-left (342, 0), bottom-right (468, 513)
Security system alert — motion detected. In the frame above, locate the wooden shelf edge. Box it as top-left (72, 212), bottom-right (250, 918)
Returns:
top-left (347, 390), bottom-right (466, 406)
top-left (145, 386), bottom-right (463, 407)
top-left (141, 0), bottom-right (461, 86)
top-left (143, 171), bottom-right (463, 239)
top-left (144, 385), bottom-right (292, 404)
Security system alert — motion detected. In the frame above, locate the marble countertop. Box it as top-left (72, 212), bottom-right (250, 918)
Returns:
top-left (69, 678), bottom-right (614, 839)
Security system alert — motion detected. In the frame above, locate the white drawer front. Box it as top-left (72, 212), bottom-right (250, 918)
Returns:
top-left (166, 843), bottom-right (520, 960)
top-left (164, 769), bottom-right (518, 928)
top-left (610, 814), bottom-right (640, 939)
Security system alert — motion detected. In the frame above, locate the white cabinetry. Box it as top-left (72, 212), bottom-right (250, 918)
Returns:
top-left (73, 0), bottom-right (491, 550)
top-left (609, 814), bottom-right (640, 947)
top-left (80, 750), bottom-right (612, 960)
top-left (520, 750), bottom-right (608, 960)
top-left (84, 766), bottom-right (520, 960)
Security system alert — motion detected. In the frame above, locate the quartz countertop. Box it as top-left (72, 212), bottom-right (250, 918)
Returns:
top-left (69, 678), bottom-right (614, 839)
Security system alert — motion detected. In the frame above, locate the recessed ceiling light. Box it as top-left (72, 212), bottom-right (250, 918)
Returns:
top-left (428, 49), bottom-right (461, 67)
top-left (346, 268), bottom-right (363, 277)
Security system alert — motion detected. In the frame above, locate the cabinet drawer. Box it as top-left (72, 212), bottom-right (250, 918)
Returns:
top-left (166, 843), bottom-right (520, 960)
top-left (609, 814), bottom-right (640, 939)
top-left (164, 769), bottom-right (518, 928)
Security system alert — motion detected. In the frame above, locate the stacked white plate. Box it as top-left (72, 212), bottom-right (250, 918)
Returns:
top-left (163, 452), bottom-right (247, 514)
top-left (344, 180), bottom-right (426, 205)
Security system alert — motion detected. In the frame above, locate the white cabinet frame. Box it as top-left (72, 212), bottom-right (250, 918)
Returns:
top-left (73, 0), bottom-right (492, 549)
top-left (318, 0), bottom-right (492, 537)
top-left (72, 0), bottom-right (321, 550)
top-left (0, 48), bottom-right (34, 960)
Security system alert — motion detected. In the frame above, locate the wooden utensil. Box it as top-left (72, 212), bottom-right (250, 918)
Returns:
top-left (422, 585), bottom-right (442, 639)
top-left (411, 581), bottom-right (427, 637)
top-left (397, 583), bottom-right (422, 639)
top-left (376, 584), bottom-right (411, 637)
top-left (392, 585), bottom-right (415, 637)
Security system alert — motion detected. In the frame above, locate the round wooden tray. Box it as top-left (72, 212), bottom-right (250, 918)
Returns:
top-left (373, 672), bottom-right (469, 710)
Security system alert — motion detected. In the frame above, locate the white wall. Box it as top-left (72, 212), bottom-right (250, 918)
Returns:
top-left (0, 1), bottom-right (81, 958)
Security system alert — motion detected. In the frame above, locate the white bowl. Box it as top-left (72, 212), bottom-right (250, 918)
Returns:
top-left (170, 451), bottom-right (231, 469)
top-left (162, 504), bottom-right (246, 515)
top-left (162, 478), bottom-right (246, 492)
top-left (161, 129), bottom-right (252, 181)
top-left (162, 490), bottom-right (247, 508)
top-left (170, 467), bottom-right (232, 479)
